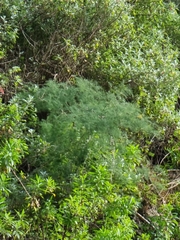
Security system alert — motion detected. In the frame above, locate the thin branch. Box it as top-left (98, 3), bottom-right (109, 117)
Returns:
top-left (136, 212), bottom-right (156, 229)
top-left (20, 28), bottom-right (35, 48)
top-left (160, 148), bottom-right (180, 165)
top-left (11, 168), bottom-right (32, 199)
top-left (167, 178), bottom-right (180, 190)
top-left (159, 152), bottom-right (170, 165)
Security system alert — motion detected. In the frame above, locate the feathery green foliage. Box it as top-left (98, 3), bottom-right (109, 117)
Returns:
top-left (32, 78), bottom-right (154, 180)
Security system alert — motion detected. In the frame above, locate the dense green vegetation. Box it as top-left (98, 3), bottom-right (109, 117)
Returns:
top-left (1, 0), bottom-right (180, 239)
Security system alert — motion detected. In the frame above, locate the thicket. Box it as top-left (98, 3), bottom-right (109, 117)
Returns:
top-left (1, 0), bottom-right (180, 239)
